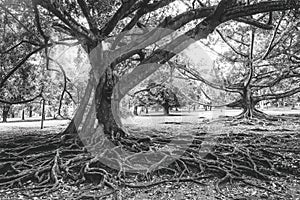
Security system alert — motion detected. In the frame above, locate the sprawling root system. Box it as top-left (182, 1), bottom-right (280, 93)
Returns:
top-left (0, 120), bottom-right (299, 199)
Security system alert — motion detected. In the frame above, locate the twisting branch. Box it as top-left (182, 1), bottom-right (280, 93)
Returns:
top-left (111, 0), bottom-right (151, 50)
top-left (193, 0), bottom-right (205, 8)
top-left (200, 42), bottom-right (244, 63)
top-left (0, 45), bottom-right (49, 89)
top-left (0, 90), bottom-right (43, 105)
top-left (32, 1), bottom-right (50, 70)
top-left (0, 4), bottom-right (40, 42)
top-left (216, 29), bottom-right (248, 57)
top-left (244, 28), bottom-right (255, 88)
top-left (175, 63), bottom-right (242, 93)
top-left (48, 58), bottom-right (76, 118)
top-left (255, 86), bottom-right (300, 102)
top-left (235, 17), bottom-right (273, 30)
top-left (77, 0), bottom-right (98, 35)
top-left (262, 11), bottom-right (285, 60)
top-left (99, 0), bottom-right (137, 37)
top-left (32, 2), bottom-right (48, 42)
top-left (35, 0), bottom-right (91, 41)
top-left (115, 0), bottom-right (300, 102)
top-left (123, 0), bottom-right (175, 19)
top-left (0, 40), bottom-right (40, 54)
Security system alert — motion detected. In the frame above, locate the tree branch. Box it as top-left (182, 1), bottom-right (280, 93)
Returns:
top-left (262, 11), bottom-right (285, 60)
top-left (77, 0), bottom-right (98, 35)
top-left (244, 28), bottom-right (255, 88)
top-left (235, 17), bottom-right (273, 30)
top-left (48, 57), bottom-right (74, 117)
top-left (0, 40), bottom-right (40, 54)
top-left (216, 29), bottom-right (248, 57)
top-left (0, 4), bottom-right (40, 42)
top-left (99, 0), bottom-right (137, 37)
top-left (0, 92), bottom-right (42, 105)
top-left (255, 86), bottom-right (300, 102)
top-left (34, 0), bottom-right (91, 41)
top-left (0, 45), bottom-right (49, 89)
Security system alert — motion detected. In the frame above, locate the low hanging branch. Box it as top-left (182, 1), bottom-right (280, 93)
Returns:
top-left (255, 86), bottom-right (300, 102)
top-left (0, 40), bottom-right (40, 55)
top-left (48, 58), bottom-right (76, 119)
top-left (0, 45), bottom-right (49, 89)
top-left (0, 90), bottom-right (43, 105)
top-left (175, 63), bottom-right (242, 93)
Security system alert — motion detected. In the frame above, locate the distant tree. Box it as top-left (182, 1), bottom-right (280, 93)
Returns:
top-left (176, 11), bottom-right (300, 119)
top-left (133, 81), bottom-right (180, 116)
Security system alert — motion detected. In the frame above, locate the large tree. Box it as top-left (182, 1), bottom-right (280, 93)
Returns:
top-left (176, 10), bottom-right (300, 119)
top-left (1, 0), bottom-right (300, 194)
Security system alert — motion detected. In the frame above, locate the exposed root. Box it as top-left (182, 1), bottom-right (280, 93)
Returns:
top-left (0, 122), bottom-right (299, 198)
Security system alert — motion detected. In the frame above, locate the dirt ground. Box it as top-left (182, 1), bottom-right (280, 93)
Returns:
top-left (0, 109), bottom-right (300, 199)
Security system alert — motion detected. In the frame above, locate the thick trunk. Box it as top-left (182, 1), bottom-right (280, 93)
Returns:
top-left (63, 79), bottom-right (94, 135)
top-left (2, 105), bottom-right (10, 122)
top-left (238, 87), bottom-right (274, 120)
top-left (95, 68), bottom-right (125, 139)
top-left (242, 87), bottom-right (255, 118)
top-left (162, 104), bottom-right (170, 116)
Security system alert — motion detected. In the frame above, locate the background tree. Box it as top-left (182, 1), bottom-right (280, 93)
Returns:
top-left (175, 10), bottom-right (300, 119)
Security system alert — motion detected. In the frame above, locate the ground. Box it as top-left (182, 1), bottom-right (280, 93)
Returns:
top-left (0, 108), bottom-right (299, 199)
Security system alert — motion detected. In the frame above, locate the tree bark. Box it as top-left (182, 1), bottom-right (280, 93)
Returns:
top-left (236, 86), bottom-right (255, 118)
top-left (2, 105), bottom-right (10, 122)
top-left (95, 68), bottom-right (125, 139)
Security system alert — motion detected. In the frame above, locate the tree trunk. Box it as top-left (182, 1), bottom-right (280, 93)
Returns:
top-left (29, 105), bottom-right (33, 117)
top-left (239, 87), bottom-right (255, 118)
top-left (11, 110), bottom-right (15, 118)
top-left (237, 87), bottom-right (271, 119)
top-left (2, 105), bottom-right (10, 122)
top-left (133, 106), bottom-right (138, 116)
top-left (95, 68), bottom-right (125, 139)
top-left (41, 99), bottom-right (45, 129)
top-left (63, 78), bottom-right (94, 135)
top-left (22, 109), bottom-right (25, 121)
top-left (162, 104), bottom-right (170, 116)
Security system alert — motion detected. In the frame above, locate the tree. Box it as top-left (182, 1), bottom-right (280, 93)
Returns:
top-left (1, 0), bottom-right (300, 192)
top-left (176, 10), bottom-right (300, 119)
top-left (133, 81), bottom-right (180, 115)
